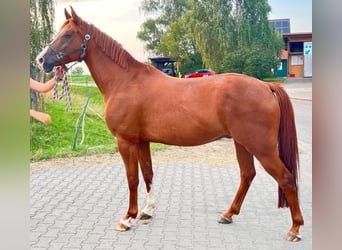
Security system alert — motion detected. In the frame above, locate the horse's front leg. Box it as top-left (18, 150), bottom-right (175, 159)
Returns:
top-left (137, 141), bottom-right (156, 220)
top-left (116, 137), bottom-right (139, 232)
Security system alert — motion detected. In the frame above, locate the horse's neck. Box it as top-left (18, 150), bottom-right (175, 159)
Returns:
top-left (84, 43), bottom-right (143, 96)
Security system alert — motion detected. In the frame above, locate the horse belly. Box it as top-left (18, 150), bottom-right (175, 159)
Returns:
top-left (148, 129), bottom-right (225, 146)
top-left (142, 112), bottom-right (227, 146)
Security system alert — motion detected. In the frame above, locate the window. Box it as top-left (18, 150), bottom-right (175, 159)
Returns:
top-left (291, 55), bottom-right (303, 65)
top-left (269, 19), bottom-right (290, 34)
top-left (277, 62), bottom-right (283, 70)
top-left (290, 42), bottom-right (303, 53)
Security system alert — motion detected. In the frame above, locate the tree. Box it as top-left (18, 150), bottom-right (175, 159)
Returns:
top-left (138, 0), bottom-right (284, 78)
top-left (189, 0), bottom-right (235, 71)
top-left (137, 18), bottom-right (165, 55)
top-left (158, 12), bottom-right (202, 73)
top-left (137, 0), bottom-right (192, 55)
top-left (72, 66), bottom-right (84, 75)
top-left (189, 0), bottom-right (283, 78)
top-left (30, 0), bottom-right (55, 78)
top-left (138, 0), bottom-right (203, 72)
top-left (30, 0), bottom-right (56, 114)
top-left (226, 0), bottom-right (284, 78)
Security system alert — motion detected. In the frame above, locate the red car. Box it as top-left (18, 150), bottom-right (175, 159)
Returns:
top-left (184, 69), bottom-right (216, 78)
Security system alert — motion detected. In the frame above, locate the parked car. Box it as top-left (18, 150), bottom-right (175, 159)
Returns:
top-left (184, 69), bottom-right (216, 78)
top-left (150, 56), bottom-right (177, 77)
top-left (162, 68), bottom-right (176, 77)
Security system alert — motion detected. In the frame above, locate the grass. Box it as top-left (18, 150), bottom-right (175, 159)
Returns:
top-left (263, 76), bottom-right (286, 83)
top-left (30, 82), bottom-right (166, 161)
top-left (67, 74), bottom-right (94, 83)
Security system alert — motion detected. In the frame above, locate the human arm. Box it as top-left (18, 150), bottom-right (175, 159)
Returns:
top-left (30, 66), bottom-right (64, 93)
top-left (30, 109), bottom-right (52, 124)
top-left (30, 77), bottom-right (55, 93)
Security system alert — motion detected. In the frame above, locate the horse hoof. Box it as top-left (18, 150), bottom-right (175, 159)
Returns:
top-left (139, 212), bottom-right (152, 220)
top-left (142, 219), bottom-right (151, 225)
top-left (284, 232), bottom-right (302, 242)
top-left (218, 215), bottom-right (232, 224)
top-left (116, 220), bottom-right (130, 232)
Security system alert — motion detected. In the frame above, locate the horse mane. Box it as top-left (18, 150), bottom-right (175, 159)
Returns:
top-left (79, 19), bottom-right (137, 69)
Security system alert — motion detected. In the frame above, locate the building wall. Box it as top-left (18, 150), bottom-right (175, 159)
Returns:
top-left (285, 35), bottom-right (312, 77)
top-left (289, 64), bottom-right (303, 77)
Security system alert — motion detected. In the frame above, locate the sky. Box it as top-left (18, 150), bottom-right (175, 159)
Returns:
top-left (54, 0), bottom-right (312, 72)
top-left (268, 0), bottom-right (312, 33)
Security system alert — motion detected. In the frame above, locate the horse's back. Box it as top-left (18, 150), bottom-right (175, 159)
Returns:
top-left (135, 73), bottom-right (280, 147)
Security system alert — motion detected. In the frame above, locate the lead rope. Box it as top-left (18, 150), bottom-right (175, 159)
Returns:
top-left (53, 68), bottom-right (72, 112)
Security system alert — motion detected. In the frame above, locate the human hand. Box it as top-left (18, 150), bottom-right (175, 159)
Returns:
top-left (39, 113), bottom-right (52, 124)
top-left (55, 66), bottom-right (64, 80)
top-left (30, 109), bottom-right (52, 124)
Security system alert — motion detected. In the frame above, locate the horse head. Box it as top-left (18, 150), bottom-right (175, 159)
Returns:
top-left (36, 7), bottom-right (91, 72)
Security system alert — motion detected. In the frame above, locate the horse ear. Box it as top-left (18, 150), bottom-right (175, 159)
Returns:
top-left (64, 8), bottom-right (71, 19)
top-left (70, 6), bottom-right (79, 23)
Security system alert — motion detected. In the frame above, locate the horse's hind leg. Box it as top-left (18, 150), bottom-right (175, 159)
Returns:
top-left (219, 141), bottom-right (256, 223)
top-left (137, 141), bottom-right (156, 220)
top-left (256, 152), bottom-right (304, 241)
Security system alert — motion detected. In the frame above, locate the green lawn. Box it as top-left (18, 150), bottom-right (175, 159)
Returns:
top-left (30, 83), bottom-right (166, 161)
top-left (30, 85), bottom-right (114, 161)
top-left (67, 74), bottom-right (94, 83)
top-left (263, 76), bottom-right (286, 83)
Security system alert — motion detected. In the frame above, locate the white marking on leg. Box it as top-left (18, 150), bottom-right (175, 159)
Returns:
top-left (119, 217), bottom-right (136, 228)
top-left (119, 218), bottom-right (132, 228)
top-left (141, 185), bottom-right (156, 217)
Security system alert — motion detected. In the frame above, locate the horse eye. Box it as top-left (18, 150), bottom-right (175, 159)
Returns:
top-left (63, 33), bottom-right (72, 39)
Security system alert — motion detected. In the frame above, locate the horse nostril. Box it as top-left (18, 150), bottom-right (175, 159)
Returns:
top-left (36, 45), bottom-right (49, 66)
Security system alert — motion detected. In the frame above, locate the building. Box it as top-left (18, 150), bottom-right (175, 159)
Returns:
top-left (270, 19), bottom-right (312, 78)
top-left (270, 18), bottom-right (291, 34)
top-left (282, 32), bottom-right (312, 78)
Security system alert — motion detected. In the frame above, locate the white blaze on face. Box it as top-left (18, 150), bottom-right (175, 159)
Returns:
top-left (36, 45), bottom-right (49, 70)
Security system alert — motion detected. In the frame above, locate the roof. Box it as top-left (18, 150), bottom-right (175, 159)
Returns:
top-left (282, 32), bottom-right (312, 39)
top-left (149, 56), bottom-right (176, 63)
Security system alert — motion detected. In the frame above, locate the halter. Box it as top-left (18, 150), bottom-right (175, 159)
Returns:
top-left (48, 24), bottom-right (92, 72)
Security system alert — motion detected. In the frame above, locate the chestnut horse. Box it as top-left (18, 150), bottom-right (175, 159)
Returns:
top-left (36, 7), bottom-right (303, 241)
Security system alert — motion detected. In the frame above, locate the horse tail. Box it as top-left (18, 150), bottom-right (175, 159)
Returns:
top-left (269, 83), bottom-right (299, 208)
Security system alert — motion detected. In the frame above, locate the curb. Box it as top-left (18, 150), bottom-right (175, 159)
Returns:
top-left (290, 97), bottom-right (312, 102)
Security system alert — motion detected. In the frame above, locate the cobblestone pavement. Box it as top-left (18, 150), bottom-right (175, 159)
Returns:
top-left (30, 81), bottom-right (312, 249)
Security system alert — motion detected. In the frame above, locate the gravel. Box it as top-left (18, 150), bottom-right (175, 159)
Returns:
top-left (30, 138), bottom-right (237, 169)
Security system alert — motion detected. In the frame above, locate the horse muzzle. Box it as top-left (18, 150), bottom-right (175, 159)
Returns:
top-left (36, 46), bottom-right (57, 73)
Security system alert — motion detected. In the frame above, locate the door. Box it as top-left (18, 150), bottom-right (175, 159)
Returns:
top-left (304, 42), bottom-right (312, 77)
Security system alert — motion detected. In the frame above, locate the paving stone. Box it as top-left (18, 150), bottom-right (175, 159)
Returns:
top-left (31, 101), bottom-right (312, 250)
